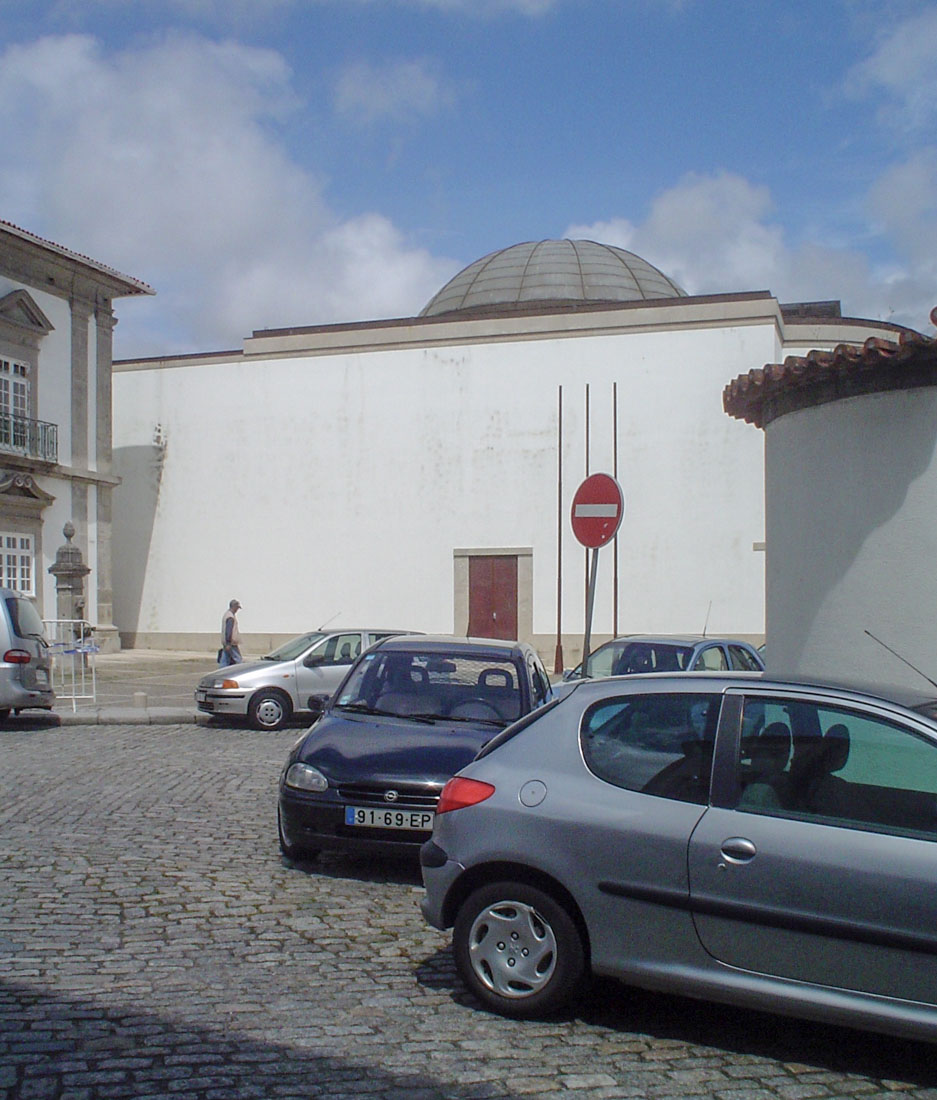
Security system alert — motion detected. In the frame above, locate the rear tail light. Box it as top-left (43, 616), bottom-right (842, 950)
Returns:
top-left (3, 649), bottom-right (31, 665)
top-left (436, 777), bottom-right (495, 815)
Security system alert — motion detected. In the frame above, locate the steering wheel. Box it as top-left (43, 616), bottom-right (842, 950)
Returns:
top-left (449, 698), bottom-right (502, 720)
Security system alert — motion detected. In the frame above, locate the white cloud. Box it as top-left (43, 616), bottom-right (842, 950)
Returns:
top-left (849, 5), bottom-right (937, 135)
top-left (0, 32), bottom-right (457, 355)
top-left (568, 168), bottom-right (935, 330)
top-left (333, 57), bottom-right (457, 125)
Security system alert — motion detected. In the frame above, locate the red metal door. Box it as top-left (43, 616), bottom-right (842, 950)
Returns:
top-left (468, 556), bottom-right (518, 640)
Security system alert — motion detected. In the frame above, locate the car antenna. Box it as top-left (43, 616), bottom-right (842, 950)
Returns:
top-left (317, 612), bottom-right (341, 630)
top-left (701, 601), bottom-right (712, 638)
top-left (864, 629), bottom-right (937, 691)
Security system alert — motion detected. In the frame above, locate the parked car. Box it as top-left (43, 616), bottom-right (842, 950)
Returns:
top-left (0, 588), bottom-right (53, 719)
top-left (421, 672), bottom-right (937, 1041)
top-left (277, 635), bottom-right (555, 860)
top-left (195, 628), bottom-right (416, 730)
top-left (563, 634), bottom-right (764, 680)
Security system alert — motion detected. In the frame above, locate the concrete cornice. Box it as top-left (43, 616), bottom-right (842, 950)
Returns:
top-left (113, 293), bottom-right (913, 372)
top-left (0, 222), bottom-right (154, 306)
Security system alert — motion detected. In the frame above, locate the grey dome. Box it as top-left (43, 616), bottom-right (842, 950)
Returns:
top-left (420, 239), bottom-right (687, 317)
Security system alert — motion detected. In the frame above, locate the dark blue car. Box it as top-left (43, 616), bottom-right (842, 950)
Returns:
top-left (277, 635), bottom-right (554, 860)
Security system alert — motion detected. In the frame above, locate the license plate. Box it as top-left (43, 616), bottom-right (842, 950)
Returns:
top-left (196, 690), bottom-right (208, 702)
top-left (34, 670), bottom-right (49, 687)
top-left (344, 805), bottom-right (433, 831)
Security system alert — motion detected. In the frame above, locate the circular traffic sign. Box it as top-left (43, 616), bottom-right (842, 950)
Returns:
top-left (570, 473), bottom-right (624, 549)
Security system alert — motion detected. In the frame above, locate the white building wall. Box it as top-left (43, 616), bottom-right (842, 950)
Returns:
top-left (112, 316), bottom-right (775, 654)
top-left (765, 387), bottom-right (937, 688)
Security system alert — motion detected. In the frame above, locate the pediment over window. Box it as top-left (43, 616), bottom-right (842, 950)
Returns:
top-left (0, 289), bottom-right (54, 340)
top-left (0, 472), bottom-right (55, 506)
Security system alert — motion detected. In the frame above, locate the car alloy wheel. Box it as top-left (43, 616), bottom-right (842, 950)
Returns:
top-left (249, 690), bottom-right (291, 731)
top-left (453, 881), bottom-right (585, 1018)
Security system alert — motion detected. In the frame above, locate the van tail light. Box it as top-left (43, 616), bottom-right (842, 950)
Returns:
top-left (436, 777), bottom-right (495, 815)
top-left (3, 649), bottom-right (31, 664)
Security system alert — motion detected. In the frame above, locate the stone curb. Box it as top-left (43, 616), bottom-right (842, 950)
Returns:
top-left (56, 708), bottom-right (209, 726)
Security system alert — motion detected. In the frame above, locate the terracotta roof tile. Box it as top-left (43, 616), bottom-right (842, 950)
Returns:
top-left (724, 308), bottom-right (937, 428)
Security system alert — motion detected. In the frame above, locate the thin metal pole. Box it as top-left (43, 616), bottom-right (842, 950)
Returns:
top-left (583, 547), bottom-right (599, 673)
top-left (613, 381), bottom-right (619, 637)
top-left (555, 385), bottom-right (564, 674)
top-left (584, 384), bottom-right (590, 617)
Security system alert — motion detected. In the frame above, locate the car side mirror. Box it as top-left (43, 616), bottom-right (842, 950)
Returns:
top-left (304, 654), bottom-right (325, 668)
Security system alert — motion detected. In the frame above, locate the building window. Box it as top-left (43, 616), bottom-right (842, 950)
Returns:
top-left (0, 532), bottom-right (34, 595)
top-left (0, 358), bottom-right (30, 450)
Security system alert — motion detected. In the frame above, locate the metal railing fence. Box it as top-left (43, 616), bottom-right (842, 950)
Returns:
top-left (0, 413), bottom-right (58, 462)
top-left (43, 619), bottom-right (98, 711)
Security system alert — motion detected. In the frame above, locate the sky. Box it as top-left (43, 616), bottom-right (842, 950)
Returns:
top-left (0, 0), bottom-right (935, 357)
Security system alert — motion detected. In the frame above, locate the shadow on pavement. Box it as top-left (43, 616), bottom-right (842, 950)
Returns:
top-left (279, 848), bottom-right (423, 888)
top-left (0, 979), bottom-right (520, 1099)
top-left (0, 712), bottom-right (61, 732)
top-left (413, 949), bottom-right (937, 1090)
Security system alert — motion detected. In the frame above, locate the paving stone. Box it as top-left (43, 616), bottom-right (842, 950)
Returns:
top-left (2, 721), bottom-right (937, 1099)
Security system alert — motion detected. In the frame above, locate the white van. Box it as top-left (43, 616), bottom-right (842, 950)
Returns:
top-left (0, 589), bottom-right (54, 719)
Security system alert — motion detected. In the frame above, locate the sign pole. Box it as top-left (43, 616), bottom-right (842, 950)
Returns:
top-left (582, 546), bottom-right (599, 673)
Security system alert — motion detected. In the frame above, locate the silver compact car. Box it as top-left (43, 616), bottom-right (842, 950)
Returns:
top-left (196, 628), bottom-right (415, 730)
top-left (422, 672), bottom-right (937, 1041)
top-left (0, 588), bottom-right (53, 719)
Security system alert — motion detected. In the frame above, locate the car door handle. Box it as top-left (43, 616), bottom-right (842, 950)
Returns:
top-left (720, 837), bottom-right (757, 863)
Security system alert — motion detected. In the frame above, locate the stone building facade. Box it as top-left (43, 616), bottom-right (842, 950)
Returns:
top-left (0, 220), bottom-right (152, 648)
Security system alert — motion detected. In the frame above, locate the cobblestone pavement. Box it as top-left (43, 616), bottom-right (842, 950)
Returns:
top-left (2, 719), bottom-right (937, 1100)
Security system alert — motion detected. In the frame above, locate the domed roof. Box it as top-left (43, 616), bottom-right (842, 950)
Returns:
top-left (420, 239), bottom-right (686, 317)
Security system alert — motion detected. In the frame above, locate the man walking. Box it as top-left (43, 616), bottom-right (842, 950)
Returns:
top-left (219, 599), bottom-right (242, 666)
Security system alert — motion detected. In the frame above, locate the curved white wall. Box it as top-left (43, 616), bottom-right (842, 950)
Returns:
top-left (765, 387), bottom-right (937, 688)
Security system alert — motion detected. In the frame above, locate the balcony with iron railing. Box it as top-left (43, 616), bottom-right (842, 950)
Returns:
top-left (0, 413), bottom-right (58, 463)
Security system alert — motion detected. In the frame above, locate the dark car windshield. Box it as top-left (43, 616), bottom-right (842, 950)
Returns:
top-left (334, 649), bottom-right (522, 725)
top-left (585, 640), bottom-right (694, 677)
top-left (264, 632), bottom-right (326, 662)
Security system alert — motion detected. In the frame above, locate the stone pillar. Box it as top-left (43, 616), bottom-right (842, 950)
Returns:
top-left (48, 522), bottom-right (90, 623)
top-left (92, 303), bottom-right (120, 652)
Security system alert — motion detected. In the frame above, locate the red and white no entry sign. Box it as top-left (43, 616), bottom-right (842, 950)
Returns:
top-left (570, 473), bottom-right (625, 549)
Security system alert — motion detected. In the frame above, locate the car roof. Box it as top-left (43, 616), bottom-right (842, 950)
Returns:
top-left (594, 634), bottom-right (756, 646)
top-left (370, 634), bottom-right (530, 658)
top-left (313, 628), bottom-right (419, 634)
top-left (565, 669), bottom-right (937, 715)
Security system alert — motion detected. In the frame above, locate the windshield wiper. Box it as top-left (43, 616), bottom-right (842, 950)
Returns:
top-left (445, 714), bottom-right (504, 726)
top-left (334, 702), bottom-right (437, 724)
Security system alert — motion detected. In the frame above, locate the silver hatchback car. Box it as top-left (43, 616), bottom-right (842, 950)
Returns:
top-left (196, 628), bottom-right (415, 730)
top-left (422, 673), bottom-right (937, 1041)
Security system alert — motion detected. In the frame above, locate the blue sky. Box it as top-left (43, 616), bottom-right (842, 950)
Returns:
top-left (1, 0), bottom-right (935, 355)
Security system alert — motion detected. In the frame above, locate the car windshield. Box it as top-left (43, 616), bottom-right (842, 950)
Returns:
top-left (263, 632), bottom-right (326, 662)
top-left (334, 649), bottom-right (522, 725)
top-left (585, 640), bottom-right (694, 677)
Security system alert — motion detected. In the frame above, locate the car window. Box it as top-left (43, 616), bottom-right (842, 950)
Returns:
top-left (581, 692), bottom-right (721, 804)
top-left (5, 596), bottom-right (46, 641)
top-left (322, 633), bottom-right (362, 665)
top-left (582, 642), bottom-right (616, 678)
top-left (728, 644), bottom-right (761, 671)
top-left (528, 655), bottom-right (550, 705)
top-left (737, 696), bottom-right (937, 839)
top-left (693, 646), bottom-right (728, 672)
